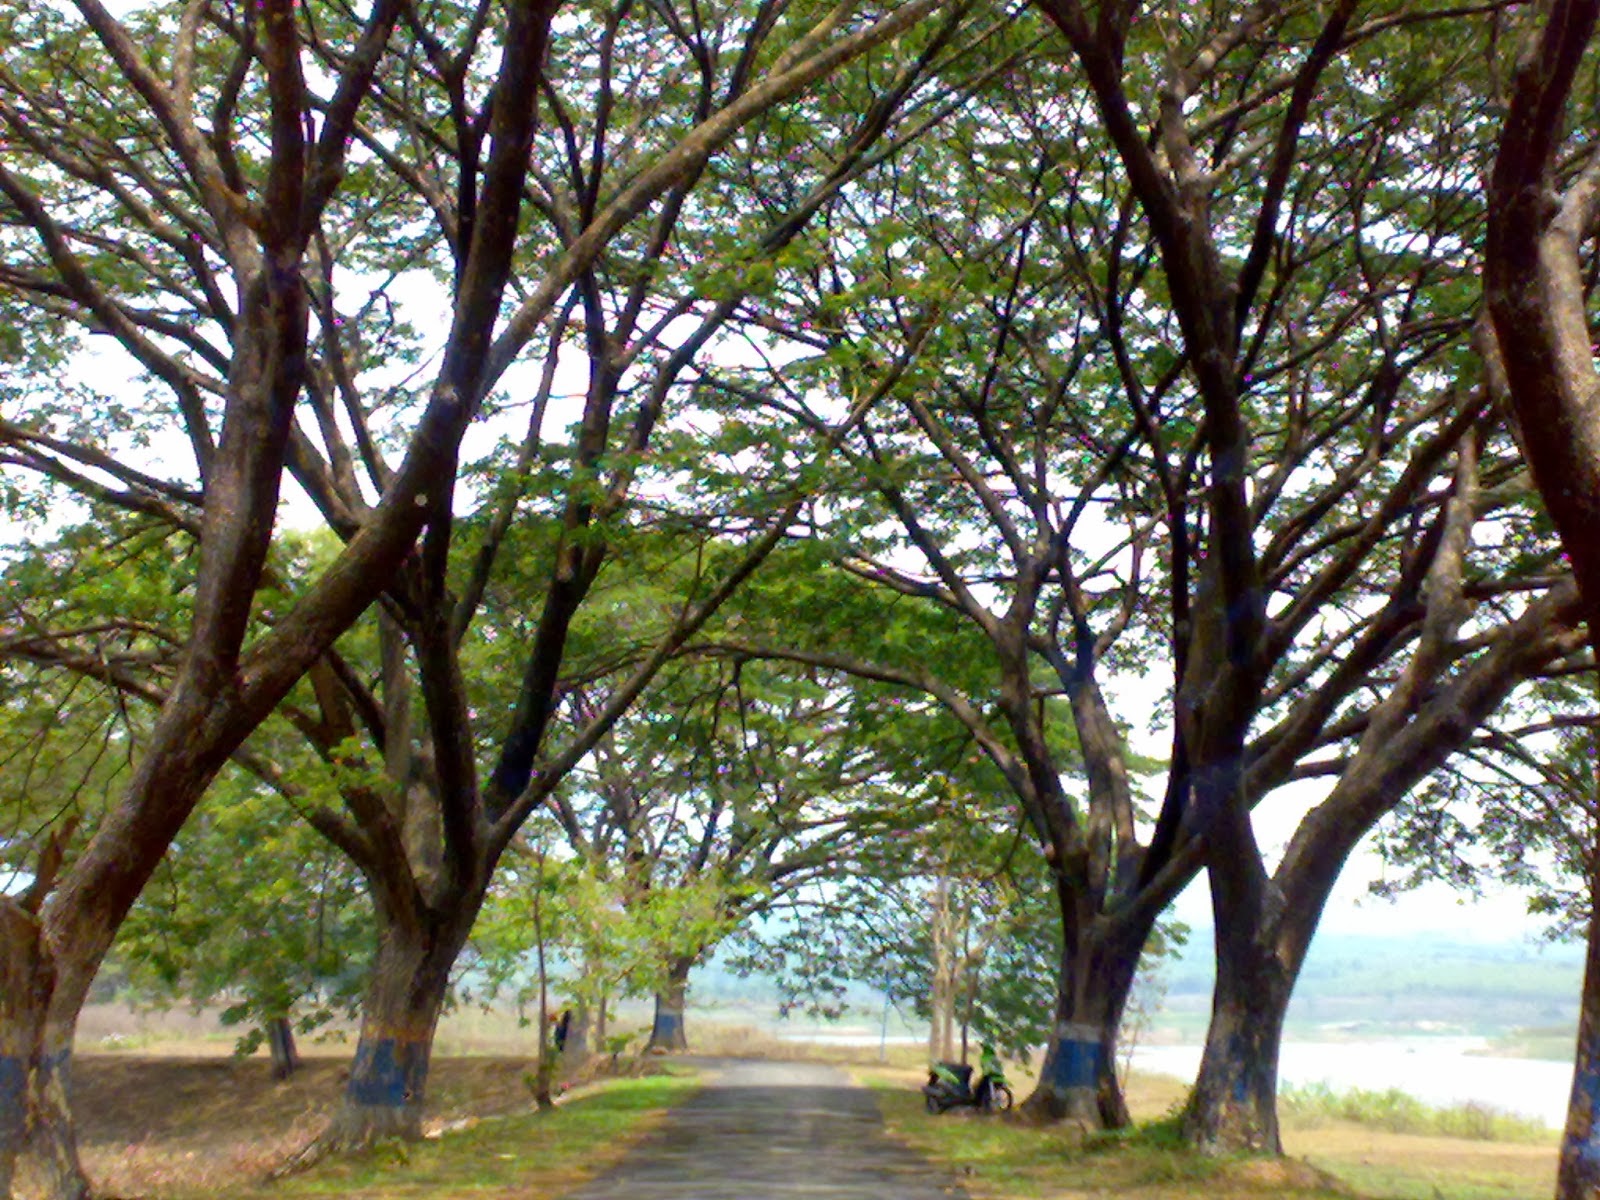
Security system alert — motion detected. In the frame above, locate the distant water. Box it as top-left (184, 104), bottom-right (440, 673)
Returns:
top-left (1131, 1038), bottom-right (1575, 1129)
top-left (775, 1029), bottom-right (922, 1046)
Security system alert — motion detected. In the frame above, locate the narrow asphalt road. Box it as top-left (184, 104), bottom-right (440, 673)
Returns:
top-left (561, 1058), bottom-right (969, 1199)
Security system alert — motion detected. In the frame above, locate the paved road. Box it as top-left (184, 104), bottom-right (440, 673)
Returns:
top-left (562, 1058), bottom-right (968, 1199)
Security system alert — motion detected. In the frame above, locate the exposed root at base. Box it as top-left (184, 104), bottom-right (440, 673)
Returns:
top-left (264, 1133), bottom-right (339, 1181)
top-left (264, 1124), bottom-right (421, 1181)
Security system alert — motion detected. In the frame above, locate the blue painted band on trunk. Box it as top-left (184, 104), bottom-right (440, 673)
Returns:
top-left (1571, 1060), bottom-right (1600, 1164)
top-left (1049, 1037), bottom-right (1102, 1090)
top-left (0, 1055), bottom-right (26, 1145)
top-left (1227, 1033), bottom-right (1252, 1104)
top-left (348, 1037), bottom-right (428, 1108)
top-left (653, 1011), bottom-right (684, 1040)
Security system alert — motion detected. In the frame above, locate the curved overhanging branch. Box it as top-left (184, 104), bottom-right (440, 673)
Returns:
top-left (481, 0), bottom-right (956, 392)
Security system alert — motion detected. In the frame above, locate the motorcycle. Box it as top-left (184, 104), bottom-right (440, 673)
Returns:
top-left (922, 1056), bottom-right (1014, 1114)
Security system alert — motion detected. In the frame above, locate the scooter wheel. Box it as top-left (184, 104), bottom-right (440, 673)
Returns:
top-left (925, 1091), bottom-right (942, 1114)
top-left (985, 1084), bottom-right (1014, 1113)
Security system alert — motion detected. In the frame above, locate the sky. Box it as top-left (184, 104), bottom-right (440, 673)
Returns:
top-left (1169, 845), bottom-right (1544, 942)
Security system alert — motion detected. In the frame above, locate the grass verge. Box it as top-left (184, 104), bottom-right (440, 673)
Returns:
top-left (205, 1071), bottom-right (698, 1200)
top-left (861, 1073), bottom-right (1347, 1200)
top-left (862, 1068), bottom-right (1557, 1200)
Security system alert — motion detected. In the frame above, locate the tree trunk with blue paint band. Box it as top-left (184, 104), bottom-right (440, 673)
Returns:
top-left (647, 957), bottom-right (694, 1053)
top-left (0, 917), bottom-right (87, 1200)
top-left (1181, 932), bottom-right (1289, 1154)
top-left (325, 914), bottom-right (469, 1146)
top-left (1024, 915), bottom-right (1145, 1126)
top-left (0, 1046), bottom-right (85, 1200)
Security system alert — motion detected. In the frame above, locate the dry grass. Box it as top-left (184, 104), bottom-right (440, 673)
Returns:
top-left (1287, 1126), bottom-right (1555, 1200)
top-left (75, 1055), bottom-right (557, 1197)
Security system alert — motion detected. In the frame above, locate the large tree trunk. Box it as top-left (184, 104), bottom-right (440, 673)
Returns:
top-left (1180, 760), bottom-right (1289, 1156)
top-left (647, 957), bottom-right (693, 1053)
top-left (0, 910), bottom-right (87, 1200)
top-left (1024, 914), bottom-right (1146, 1126)
top-left (1558, 832), bottom-right (1600, 1198)
top-left (324, 916), bottom-right (466, 1146)
top-left (1181, 928), bottom-right (1290, 1154)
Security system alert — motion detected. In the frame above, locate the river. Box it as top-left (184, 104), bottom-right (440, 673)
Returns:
top-left (1130, 1037), bottom-right (1575, 1129)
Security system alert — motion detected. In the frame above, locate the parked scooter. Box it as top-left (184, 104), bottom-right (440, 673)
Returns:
top-left (922, 1044), bottom-right (1014, 1114)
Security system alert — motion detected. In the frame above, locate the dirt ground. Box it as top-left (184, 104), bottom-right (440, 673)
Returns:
top-left (74, 1054), bottom-right (544, 1197)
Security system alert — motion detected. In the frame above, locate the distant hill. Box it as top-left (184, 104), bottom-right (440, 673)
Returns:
top-left (1156, 930), bottom-right (1584, 1040)
top-left (690, 929), bottom-right (1587, 1046)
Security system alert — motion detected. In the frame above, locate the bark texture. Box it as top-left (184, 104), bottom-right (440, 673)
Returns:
top-left (1482, 8), bottom-right (1600, 1193)
top-left (1025, 913), bottom-right (1145, 1126)
top-left (327, 917), bottom-right (468, 1145)
top-left (1182, 934), bottom-right (1289, 1153)
top-left (647, 959), bottom-right (693, 1053)
top-left (1561, 846), bottom-right (1600, 1195)
top-left (0, 908), bottom-right (84, 1200)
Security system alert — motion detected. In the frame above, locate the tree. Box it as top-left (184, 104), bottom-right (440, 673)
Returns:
top-left (743, 804), bottom-right (1066, 1064)
top-left (257, 0), bottom-right (972, 1149)
top-left (0, 0), bottom-right (952, 1185)
top-left (527, 642), bottom-right (939, 1054)
top-left (939, 0), bottom-right (1588, 1149)
top-left (471, 822), bottom-right (734, 1065)
top-left (0, 0), bottom-right (471, 1186)
top-left (0, 531), bottom-right (372, 1077)
top-left (1481, 4), bottom-right (1600, 1192)
top-left (695, 1), bottom-right (1586, 1146)
top-left (110, 767), bottom-right (374, 1078)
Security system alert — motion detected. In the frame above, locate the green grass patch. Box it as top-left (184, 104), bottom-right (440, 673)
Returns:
top-left (1280, 1082), bottom-right (1552, 1143)
top-left (1316, 1157), bottom-right (1547, 1200)
top-left (226, 1071), bottom-right (699, 1199)
top-left (866, 1071), bottom-right (1554, 1200)
top-left (866, 1081), bottom-right (1105, 1196)
top-left (864, 1078), bottom-right (1346, 1199)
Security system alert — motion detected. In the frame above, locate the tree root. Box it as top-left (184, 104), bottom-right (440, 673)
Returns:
top-left (264, 1119), bottom-right (420, 1181)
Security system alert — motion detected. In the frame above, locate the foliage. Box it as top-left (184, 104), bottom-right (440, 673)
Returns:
top-left (108, 768), bottom-right (373, 1055)
top-left (2, 0), bottom-right (1598, 1177)
top-left (469, 825), bottom-right (743, 1017)
top-left (0, 516), bottom-right (192, 888)
top-left (1376, 682), bottom-right (1600, 940)
top-left (732, 776), bottom-right (1064, 1060)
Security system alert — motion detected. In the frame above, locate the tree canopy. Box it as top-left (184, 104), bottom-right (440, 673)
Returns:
top-left (6, 0), bottom-right (1600, 1197)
